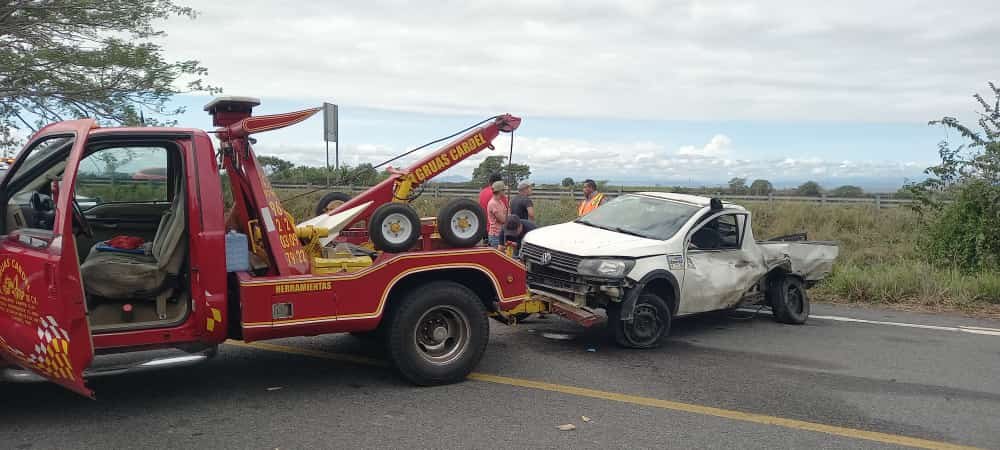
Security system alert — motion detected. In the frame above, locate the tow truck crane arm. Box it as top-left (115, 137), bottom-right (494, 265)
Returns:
top-left (327, 114), bottom-right (521, 225)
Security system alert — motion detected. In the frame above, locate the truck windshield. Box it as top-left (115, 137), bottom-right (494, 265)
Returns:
top-left (576, 194), bottom-right (699, 240)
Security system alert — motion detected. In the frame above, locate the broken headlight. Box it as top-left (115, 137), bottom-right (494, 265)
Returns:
top-left (577, 259), bottom-right (635, 278)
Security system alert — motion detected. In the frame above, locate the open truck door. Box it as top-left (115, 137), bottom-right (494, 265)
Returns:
top-left (0, 120), bottom-right (96, 397)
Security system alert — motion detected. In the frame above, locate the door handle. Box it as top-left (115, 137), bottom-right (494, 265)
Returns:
top-left (734, 260), bottom-right (751, 268)
top-left (92, 222), bottom-right (118, 229)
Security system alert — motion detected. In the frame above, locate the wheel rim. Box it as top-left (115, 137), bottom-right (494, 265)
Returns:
top-left (786, 284), bottom-right (804, 314)
top-left (625, 303), bottom-right (663, 346)
top-left (324, 199), bottom-right (345, 213)
top-left (414, 305), bottom-right (470, 365)
top-left (381, 212), bottom-right (413, 244)
top-left (449, 209), bottom-right (479, 240)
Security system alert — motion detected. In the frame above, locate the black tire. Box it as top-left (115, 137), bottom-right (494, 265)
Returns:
top-left (768, 274), bottom-right (809, 324)
top-left (368, 203), bottom-right (421, 252)
top-left (386, 281), bottom-right (489, 386)
top-left (315, 191), bottom-right (352, 216)
top-left (436, 198), bottom-right (486, 248)
top-left (606, 293), bottom-right (672, 349)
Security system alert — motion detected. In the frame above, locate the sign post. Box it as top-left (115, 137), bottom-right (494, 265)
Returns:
top-left (322, 102), bottom-right (339, 186)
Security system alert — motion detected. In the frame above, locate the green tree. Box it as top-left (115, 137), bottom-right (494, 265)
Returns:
top-left (749, 179), bottom-right (773, 195)
top-left (471, 155), bottom-right (531, 185)
top-left (907, 82), bottom-right (1000, 271)
top-left (727, 177), bottom-right (748, 194)
top-left (0, 0), bottom-right (219, 151)
top-left (796, 181), bottom-right (823, 197)
top-left (257, 155), bottom-right (295, 175)
top-left (561, 177), bottom-right (575, 187)
top-left (829, 185), bottom-right (864, 198)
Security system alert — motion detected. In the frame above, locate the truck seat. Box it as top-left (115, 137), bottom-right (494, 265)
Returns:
top-left (80, 177), bottom-right (186, 300)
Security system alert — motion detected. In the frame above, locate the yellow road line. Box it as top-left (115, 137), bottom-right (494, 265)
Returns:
top-left (226, 341), bottom-right (981, 450)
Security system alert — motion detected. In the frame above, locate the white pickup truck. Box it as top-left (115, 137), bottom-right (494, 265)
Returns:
top-left (520, 192), bottom-right (838, 348)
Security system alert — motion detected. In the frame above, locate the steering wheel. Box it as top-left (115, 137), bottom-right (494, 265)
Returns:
top-left (72, 198), bottom-right (94, 238)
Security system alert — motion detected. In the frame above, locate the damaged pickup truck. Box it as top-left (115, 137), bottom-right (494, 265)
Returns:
top-left (520, 193), bottom-right (838, 348)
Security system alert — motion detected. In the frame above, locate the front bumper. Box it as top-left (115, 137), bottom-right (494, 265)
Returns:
top-left (526, 261), bottom-right (628, 306)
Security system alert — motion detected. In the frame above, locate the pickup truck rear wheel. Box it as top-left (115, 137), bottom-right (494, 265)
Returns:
top-left (386, 281), bottom-right (489, 385)
top-left (607, 293), bottom-right (672, 349)
top-left (768, 275), bottom-right (809, 324)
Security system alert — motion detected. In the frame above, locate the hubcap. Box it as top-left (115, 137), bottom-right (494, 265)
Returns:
top-left (786, 284), bottom-right (803, 314)
top-left (324, 200), bottom-right (345, 213)
top-left (414, 305), bottom-right (470, 365)
top-left (450, 210), bottom-right (479, 239)
top-left (626, 304), bottom-right (663, 345)
top-left (381, 212), bottom-right (412, 244)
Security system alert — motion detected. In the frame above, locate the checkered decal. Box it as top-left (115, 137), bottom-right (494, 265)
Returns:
top-left (0, 316), bottom-right (76, 381)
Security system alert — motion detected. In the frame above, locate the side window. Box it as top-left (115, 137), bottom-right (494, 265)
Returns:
top-left (689, 213), bottom-right (743, 250)
top-left (2, 135), bottom-right (75, 233)
top-left (75, 146), bottom-right (169, 209)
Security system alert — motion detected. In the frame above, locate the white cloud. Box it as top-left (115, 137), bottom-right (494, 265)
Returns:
top-left (252, 133), bottom-right (931, 189)
top-left (676, 134), bottom-right (732, 158)
top-left (159, 0), bottom-right (999, 122)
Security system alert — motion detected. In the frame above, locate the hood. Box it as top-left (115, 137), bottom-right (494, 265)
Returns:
top-left (523, 222), bottom-right (666, 257)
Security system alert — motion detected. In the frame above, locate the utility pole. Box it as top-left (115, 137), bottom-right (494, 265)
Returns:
top-left (323, 103), bottom-right (339, 186)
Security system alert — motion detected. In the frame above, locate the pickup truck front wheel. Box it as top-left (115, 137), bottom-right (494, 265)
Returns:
top-left (387, 281), bottom-right (489, 385)
top-left (607, 292), bottom-right (672, 349)
top-left (768, 275), bottom-right (809, 324)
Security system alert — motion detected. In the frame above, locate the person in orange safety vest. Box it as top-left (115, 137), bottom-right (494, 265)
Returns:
top-left (577, 179), bottom-right (607, 216)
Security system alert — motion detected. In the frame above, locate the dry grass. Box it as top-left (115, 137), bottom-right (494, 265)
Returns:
top-left (278, 189), bottom-right (1000, 315)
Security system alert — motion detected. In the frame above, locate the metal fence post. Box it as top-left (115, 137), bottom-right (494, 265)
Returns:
top-left (768, 192), bottom-right (774, 206)
top-left (875, 194), bottom-right (881, 213)
top-left (821, 193), bottom-right (827, 205)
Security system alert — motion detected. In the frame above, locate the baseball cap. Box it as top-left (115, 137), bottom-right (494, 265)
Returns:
top-left (491, 180), bottom-right (507, 193)
top-left (517, 180), bottom-right (533, 190)
top-left (503, 215), bottom-right (522, 235)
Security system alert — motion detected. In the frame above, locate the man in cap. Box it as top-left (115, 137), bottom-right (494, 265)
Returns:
top-left (510, 180), bottom-right (535, 221)
top-left (478, 172), bottom-right (506, 214)
top-left (486, 180), bottom-right (509, 247)
top-left (502, 214), bottom-right (537, 251)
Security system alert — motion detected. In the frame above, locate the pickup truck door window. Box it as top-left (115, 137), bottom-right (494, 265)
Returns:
top-left (679, 212), bottom-right (756, 315)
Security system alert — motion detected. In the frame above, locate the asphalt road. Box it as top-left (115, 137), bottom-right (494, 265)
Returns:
top-left (2, 303), bottom-right (998, 449)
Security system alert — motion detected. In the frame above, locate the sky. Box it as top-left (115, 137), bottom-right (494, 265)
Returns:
top-left (151, 1), bottom-right (999, 191)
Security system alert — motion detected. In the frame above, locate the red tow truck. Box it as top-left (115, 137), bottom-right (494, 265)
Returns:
top-left (0, 97), bottom-right (527, 397)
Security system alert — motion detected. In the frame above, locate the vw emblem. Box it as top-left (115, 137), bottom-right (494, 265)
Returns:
top-left (540, 252), bottom-right (552, 265)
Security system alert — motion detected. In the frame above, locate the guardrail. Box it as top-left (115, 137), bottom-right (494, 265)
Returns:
top-left (267, 183), bottom-right (916, 209)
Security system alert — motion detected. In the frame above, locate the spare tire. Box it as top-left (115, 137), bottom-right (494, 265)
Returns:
top-left (369, 203), bottom-right (421, 252)
top-left (315, 191), bottom-right (352, 216)
top-left (437, 198), bottom-right (486, 248)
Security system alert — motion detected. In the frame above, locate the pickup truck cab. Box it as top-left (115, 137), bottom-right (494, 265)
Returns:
top-left (521, 192), bottom-right (838, 348)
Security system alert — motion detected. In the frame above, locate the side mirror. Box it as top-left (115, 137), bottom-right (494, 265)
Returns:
top-left (709, 198), bottom-right (723, 211)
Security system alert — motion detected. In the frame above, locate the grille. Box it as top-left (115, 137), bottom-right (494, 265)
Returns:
top-left (520, 243), bottom-right (581, 274)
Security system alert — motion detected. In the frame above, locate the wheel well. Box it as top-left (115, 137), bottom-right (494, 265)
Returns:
top-left (383, 268), bottom-right (500, 318)
top-left (642, 277), bottom-right (678, 315)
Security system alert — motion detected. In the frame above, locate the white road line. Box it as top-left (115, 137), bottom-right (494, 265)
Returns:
top-left (738, 309), bottom-right (1000, 337)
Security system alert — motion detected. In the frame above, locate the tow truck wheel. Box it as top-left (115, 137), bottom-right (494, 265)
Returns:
top-left (387, 281), bottom-right (489, 386)
top-left (607, 292), bottom-right (672, 349)
top-left (369, 203), bottom-right (421, 252)
top-left (437, 198), bottom-right (486, 248)
top-left (767, 274), bottom-right (809, 324)
top-left (315, 191), bottom-right (352, 216)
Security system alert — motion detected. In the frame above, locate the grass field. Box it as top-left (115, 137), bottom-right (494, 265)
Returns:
top-left (280, 189), bottom-right (1000, 315)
